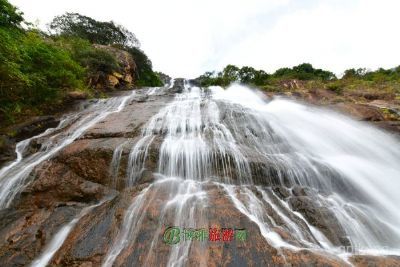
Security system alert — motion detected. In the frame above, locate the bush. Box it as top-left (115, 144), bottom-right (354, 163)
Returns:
top-left (0, 30), bottom-right (84, 122)
top-left (326, 82), bottom-right (343, 94)
top-left (55, 37), bottom-right (121, 76)
top-left (123, 46), bottom-right (162, 86)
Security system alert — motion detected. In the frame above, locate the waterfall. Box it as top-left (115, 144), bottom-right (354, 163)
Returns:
top-left (104, 82), bottom-right (400, 266)
top-left (2, 80), bottom-right (400, 266)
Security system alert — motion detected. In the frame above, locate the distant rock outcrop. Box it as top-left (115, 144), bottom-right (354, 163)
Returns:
top-left (92, 45), bottom-right (137, 90)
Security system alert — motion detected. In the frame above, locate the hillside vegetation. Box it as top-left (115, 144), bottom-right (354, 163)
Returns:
top-left (195, 64), bottom-right (400, 131)
top-left (195, 63), bottom-right (400, 105)
top-left (0, 0), bottom-right (162, 126)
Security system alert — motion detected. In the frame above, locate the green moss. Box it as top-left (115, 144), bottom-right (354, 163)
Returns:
top-left (7, 130), bottom-right (17, 138)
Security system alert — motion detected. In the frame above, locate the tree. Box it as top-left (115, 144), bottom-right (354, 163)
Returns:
top-left (343, 68), bottom-right (367, 79)
top-left (49, 13), bottom-right (139, 47)
top-left (196, 65), bottom-right (270, 87)
top-left (0, 0), bottom-right (24, 28)
top-left (222, 65), bottom-right (240, 84)
top-left (274, 63), bottom-right (336, 81)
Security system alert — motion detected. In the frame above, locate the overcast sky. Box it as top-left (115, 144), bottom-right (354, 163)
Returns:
top-left (10, 0), bottom-right (400, 78)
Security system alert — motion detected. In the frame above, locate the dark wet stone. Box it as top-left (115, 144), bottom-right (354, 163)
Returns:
top-left (272, 186), bottom-right (291, 199)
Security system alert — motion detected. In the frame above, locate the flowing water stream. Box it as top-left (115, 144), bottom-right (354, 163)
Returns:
top-left (0, 92), bottom-right (134, 209)
top-left (102, 82), bottom-right (400, 266)
top-left (1, 80), bottom-right (400, 266)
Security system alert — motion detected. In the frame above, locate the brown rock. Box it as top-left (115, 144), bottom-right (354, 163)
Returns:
top-left (288, 196), bottom-right (349, 246)
top-left (350, 255), bottom-right (400, 267)
top-left (122, 74), bottom-right (133, 84)
top-left (93, 45), bottom-right (137, 89)
top-left (67, 91), bottom-right (88, 101)
top-left (332, 103), bottom-right (384, 121)
top-left (107, 75), bottom-right (119, 88)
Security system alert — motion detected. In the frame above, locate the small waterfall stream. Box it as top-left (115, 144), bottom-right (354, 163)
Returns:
top-left (0, 92), bottom-right (134, 208)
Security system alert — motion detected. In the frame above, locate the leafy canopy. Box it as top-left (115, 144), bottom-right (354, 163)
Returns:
top-left (273, 63), bottom-right (336, 81)
top-left (197, 64), bottom-right (269, 87)
top-left (0, 0), bottom-right (24, 28)
top-left (49, 13), bottom-right (139, 47)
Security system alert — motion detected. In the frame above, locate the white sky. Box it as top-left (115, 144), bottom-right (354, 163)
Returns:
top-left (10, 0), bottom-right (400, 78)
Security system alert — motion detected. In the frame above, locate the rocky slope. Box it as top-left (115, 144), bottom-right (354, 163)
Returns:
top-left (264, 79), bottom-right (400, 135)
top-left (91, 45), bottom-right (137, 90)
top-left (0, 81), bottom-right (399, 266)
top-left (0, 44), bottom-right (141, 170)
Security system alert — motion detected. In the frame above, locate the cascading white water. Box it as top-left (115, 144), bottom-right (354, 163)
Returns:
top-left (104, 81), bottom-right (400, 267)
top-left (2, 79), bottom-right (400, 266)
top-left (0, 92), bottom-right (135, 209)
top-left (210, 84), bottom-right (400, 254)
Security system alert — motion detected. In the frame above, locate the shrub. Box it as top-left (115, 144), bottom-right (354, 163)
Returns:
top-left (326, 82), bottom-right (343, 94)
top-left (55, 37), bottom-right (121, 76)
top-left (0, 30), bottom-right (84, 123)
top-left (123, 46), bottom-right (162, 86)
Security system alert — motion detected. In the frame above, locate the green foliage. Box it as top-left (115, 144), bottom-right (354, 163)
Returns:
top-left (221, 65), bottom-right (240, 85)
top-left (20, 32), bottom-right (84, 103)
top-left (326, 81), bottom-right (343, 94)
top-left (0, 29), bottom-right (84, 122)
top-left (342, 68), bottom-right (367, 79)
top-left (239, 66), bottom-right (269, 85)
top-left (0, 27), bottom-right (25, 84)
top-left (49, 13), bottom-right (139, 47)
top-left (49, 13), bottom-right (161, 87)
top-left (0, 0), bottom-right (24, 28)
top-left (124, 46), bottom-right (162, 87)
top-left (1, 0), bottom-right (164, 127)
top-left (343, 67), bottom-right (400, 82)
top-left (273, 63), bottom-right (336, 81)
top-left (55, 37), bottom-right (121, 76)
top-left (197, 71), bottom-right (220, 87)
top-left (197, 65), bottom-right (269, 87)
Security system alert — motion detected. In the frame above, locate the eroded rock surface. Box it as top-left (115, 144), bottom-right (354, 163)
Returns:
top-left (0, 82), bottom-right (399, 267)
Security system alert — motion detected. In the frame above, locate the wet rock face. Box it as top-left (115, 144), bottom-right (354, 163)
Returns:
top-left (0, 84), bottom-right (399, 267)
top-left (288, 195), bottom-right (349, 247)
top-left (332, 103), bottom-right (384, 121)
top-left (350, 255), bottom-right (400, 266)
top-left (0, 135), bottom-right (15, 168)
top-left (0, 89), bottom-right (183, 266)
top-left (0, 206), bottom-right (80, 266)
top-left (169, 78), bottom-right (185, 94)
top-left (11, 116), bottom-right (60, 142)
top-left (0, 116), bottom-right (60, 168)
